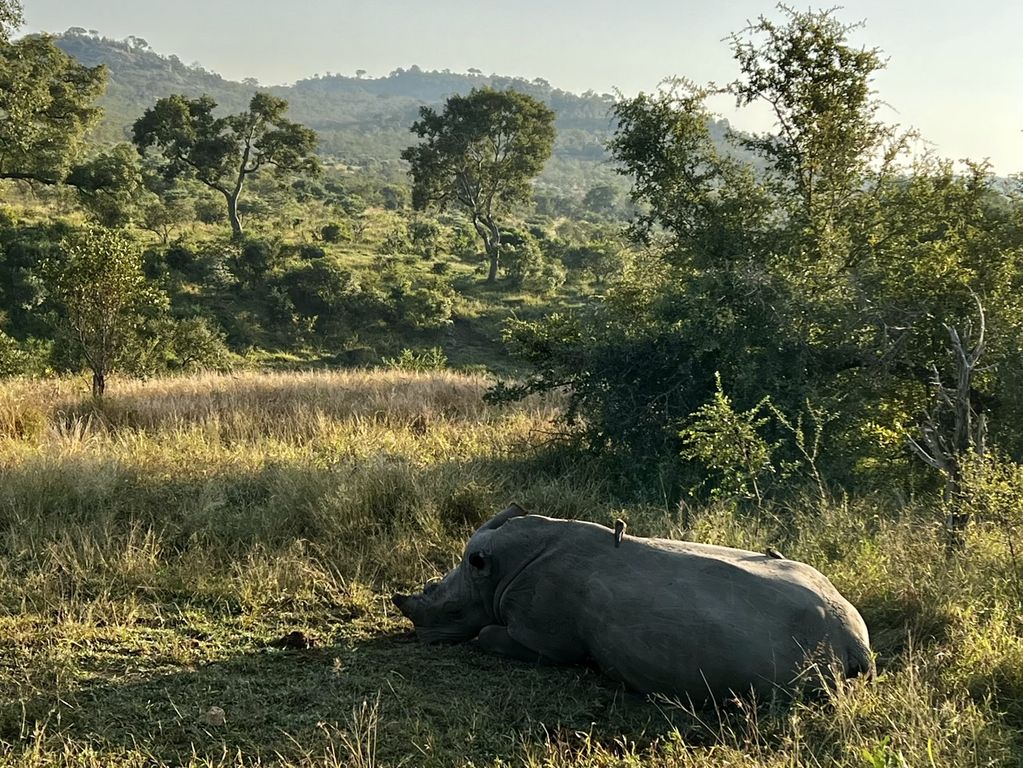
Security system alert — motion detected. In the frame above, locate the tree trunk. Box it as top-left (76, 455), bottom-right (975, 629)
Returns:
top-left (92, 369), bottom-right (106, 399)
top-left (482, 218), bottom-right (501, 283)
top-left (226, 191), bottom-right (243, 239)
top-left (907, 296), bottom-right (988, 555)
top-left (486, 244), bottom-right (499, 283)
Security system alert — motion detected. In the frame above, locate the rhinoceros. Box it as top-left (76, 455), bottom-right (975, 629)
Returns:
top-left (393, 504), bottom-right (873, 702)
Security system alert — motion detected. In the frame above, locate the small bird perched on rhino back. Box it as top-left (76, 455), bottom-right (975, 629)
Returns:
top-left (766, 546), bottom-right (784, 559)
top-left (614, 519), bottom-right (626, 548)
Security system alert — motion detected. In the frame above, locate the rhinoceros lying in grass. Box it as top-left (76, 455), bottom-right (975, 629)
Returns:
top-left (393, 504), bottom-right (873, 702)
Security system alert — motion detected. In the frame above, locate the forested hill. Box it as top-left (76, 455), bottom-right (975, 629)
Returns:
top-left (54, 30), bottom-right (714, 193)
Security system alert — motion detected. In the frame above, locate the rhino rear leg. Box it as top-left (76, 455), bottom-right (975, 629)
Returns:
top-left (477, 625), bottom-right (542, 663)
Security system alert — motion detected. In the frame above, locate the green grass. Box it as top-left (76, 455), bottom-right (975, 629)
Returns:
top-left (0, 370), bottom-right (1021, 766)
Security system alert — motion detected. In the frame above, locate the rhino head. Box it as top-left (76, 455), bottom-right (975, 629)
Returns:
top-left (392, 503), bottom-right (528, 643)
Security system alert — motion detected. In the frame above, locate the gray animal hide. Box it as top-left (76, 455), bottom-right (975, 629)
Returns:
top-left (393, 506), bottom-right (873, 702)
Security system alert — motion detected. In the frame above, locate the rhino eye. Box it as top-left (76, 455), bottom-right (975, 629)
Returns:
top-left (468, 552), bottom-right (486, 569)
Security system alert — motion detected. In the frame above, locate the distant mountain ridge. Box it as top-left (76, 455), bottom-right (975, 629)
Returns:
top-left (54, 31), bottom-right (634, 194)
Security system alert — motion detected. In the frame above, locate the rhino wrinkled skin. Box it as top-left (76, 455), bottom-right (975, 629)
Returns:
top-left (393, 504), bottom-right (874, 702)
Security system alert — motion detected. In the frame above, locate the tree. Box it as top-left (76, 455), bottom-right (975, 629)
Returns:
top-left (401, 88), bottom-right (555, 282)
top-left (494, 7), bottom-right (1020, 499)
top-left (728, 7), bottom-right (903, 266)
top-left (0, 10), bottom-right (107, 185)
top-left (132, 93), bottom-right (319, 238)
top-left (66, 144), bottom-right (145, 227)
top-left (582, 183), bottom-right (620, 216)
top-left (141, 188), bottom-right (195, 244)
top-left (1, 0), bottom-right (22, 41)
top-left (566, 237), bottom-right (626, 284)
top-left (45, 227), bottom-right (164, 397)
top-left (907, 295), bottom-right (990, 512)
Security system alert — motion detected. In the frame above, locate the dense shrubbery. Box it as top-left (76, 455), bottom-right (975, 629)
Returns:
top-left (0, 329), bottom-right (28, 375)
top-left (0, 224), bottom-right (234, 383)
top-left (496, 9), bottom-right (1023, 508)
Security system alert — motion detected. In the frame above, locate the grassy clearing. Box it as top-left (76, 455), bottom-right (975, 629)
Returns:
top-left (0, 370), bottom-right (1021, 766)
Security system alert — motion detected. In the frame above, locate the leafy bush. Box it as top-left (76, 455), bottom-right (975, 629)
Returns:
top-left (501, 228), bottom-right (544, 286)
top-left (0, 330), bottom-right (28, 376)
top-left (164, 243), bottom-right (197, 274)
top-left (410, 219), bottom-right (444, 259)
top-left (450, 222), bottom-right (480, 261)
top-left (398, 283), bottom-right (455, 328)
top-left (379, 224), bottom-right (412, 255)
top-left (168, 316), bottom-right (233, 371)
top-left (680, 374), bottom-right (776, 503)
top-left (532, 259), bottom-right (567, 295)
top-left (0, 205), bottom-right (17, 229)
top-left (380, 265), bottom-right (455, 330)
top-left (320, 221), bottom-right (351, 243)
top-left (298, 243), bottom-right (325, 260)
top-left (279, 256), bottom-right (360, 340)
top-left (561, 238), bottom-right (627, 284)
top-left (232, 237), bottom-right (284, 285)
top-left (382, 347), bottom-right (448, 372)
top-left (194, 194), bottom-right (227, 224)
top-left (0, 225), bottom-right (61, 338)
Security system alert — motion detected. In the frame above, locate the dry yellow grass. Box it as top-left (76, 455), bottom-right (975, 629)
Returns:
top-left (0, 369), bottom-right (563, 442)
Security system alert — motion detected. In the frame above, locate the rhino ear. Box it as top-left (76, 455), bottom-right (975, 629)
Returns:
top-left (480, 503), bottom-right (529, 531)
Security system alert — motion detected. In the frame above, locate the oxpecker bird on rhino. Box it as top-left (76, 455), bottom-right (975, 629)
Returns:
top-left (392, 504), bottom-right (873, 702)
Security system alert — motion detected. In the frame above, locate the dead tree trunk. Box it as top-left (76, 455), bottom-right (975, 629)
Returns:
top-left (907, 294), bottom-right (989, 550)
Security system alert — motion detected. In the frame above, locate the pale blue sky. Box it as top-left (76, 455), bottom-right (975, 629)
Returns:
top-left (19, 0), bottom-right (1023, 173)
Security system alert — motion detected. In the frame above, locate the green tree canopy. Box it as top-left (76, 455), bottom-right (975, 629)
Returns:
top-left (496, 7), bottom-right (1023, 498)
top-left (66, 144), bottom-right (146, 227)
top-left (132, 92), bottom-right (319, 238)
top-left (0, 0), bottom-right (22, 41)
top-left (401, 88), bottom-right (555, 282)
top-left (0, 16), bottom-right (106, 185)
top-left (44, 227), bottom-right (165, 397)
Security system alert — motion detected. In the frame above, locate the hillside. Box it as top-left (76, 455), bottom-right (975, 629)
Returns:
top-left (53, 31), bottom-right (659, 195)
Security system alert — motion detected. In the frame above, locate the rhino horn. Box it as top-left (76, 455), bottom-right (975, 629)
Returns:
top-left (392, 592), bottom-right (421, 620)
top-left (480, 502), bottom-right (529, 531)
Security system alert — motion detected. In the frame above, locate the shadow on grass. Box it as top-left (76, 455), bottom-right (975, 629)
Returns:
top-left (3, 631), bottom-right (684, 766)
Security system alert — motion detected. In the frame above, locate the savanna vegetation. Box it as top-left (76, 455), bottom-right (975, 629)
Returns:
top-left (1, 0), bottom-right (1022, 765)
top-left (0, 371), bottom-right (1021, 767)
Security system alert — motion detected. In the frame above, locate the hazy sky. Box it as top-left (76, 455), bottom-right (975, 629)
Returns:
top-left (20, 0), bottom-right (1023, 174)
